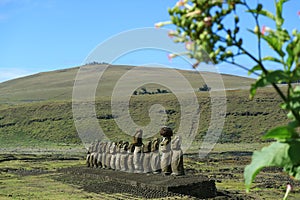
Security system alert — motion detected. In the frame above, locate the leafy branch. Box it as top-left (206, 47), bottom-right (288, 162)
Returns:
top-left (157, 0), bottom-right (300, 198)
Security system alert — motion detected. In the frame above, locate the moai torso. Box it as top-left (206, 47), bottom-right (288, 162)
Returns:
top-left (143, 141), bottom-right (152, 173)
top-left (101, 142), bottom-right (107, 169)
top-left (115, 141), bottom-right (123, 171)
top-left (171, 136), bottom-right (184, 176)
top-left (105, 142), bottom-right (112, 169)
top-left (120, 142), bottom-right (129, 172)
top-left (95, 141), bottom-right (100, 152)
top-left (110, 143), bottom-right (117, 170)
top-left (127, 144), bottom-right (135, 173)
top-left (87, 141), bottom-right (98, 168)
top-left (133, 145), bottom-right (144, 173)
top-left (160, 136), bottom-right (172, 175)
top-left (132, 129), bottom-right (144, 173)
top-left (150, 138), bottom-right (161, 174)
top-left (96, 142), bottom-right (103, 168)
top-left (159, 127), bottom-right (173, 175)
top-left (86, 143), bottom-right (93, 167)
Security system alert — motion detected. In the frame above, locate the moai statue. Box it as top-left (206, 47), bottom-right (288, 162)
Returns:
top-left (171, 136), bottom-right (185, 176)
top-left (96, 142), bottom-right (103, 168)
top-left (101, 142), bottom-right (108, 169)
top-left (120, 141), bottom-right (129, 172)
top-left (160, 127), bottom-right (173, 175)
top-left (127, 143), bottom-right (135, 173)
top-left (86, 143), bottom-right (93, 167)
top-left (92, 141), bottom-right (102, 168)
top-left (133, 129), bottom-right (144, 173)
top-left (95, 140), bottom-right (100, 153)
top-left (110, 142), bottom-right (117, 170)
top-left (143, 140), bottom-right (152, 173)
top-left (150, 137), bottom-right (161, 174)
top-left (86, 153), bottom-right (91, 167)
top-left (90, 141), bottom-right (98, 168)
top-left (91, 141), bottom-right (97, 152)
top-left (86, 141), bottom-right (97, 167)
top-left (105, 142), bottom-right (112, 169)
top-left (115, 141), bottom-right (123, 171)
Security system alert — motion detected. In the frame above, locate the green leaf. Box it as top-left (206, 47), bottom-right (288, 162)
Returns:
top-left (250, 70), bottom-right (289, 99)
top-left (263, 125), bottom-right (299, 141)
top-left (294, 85), bottom-right (300, 92)
top-left (287, 87), bottom-right (300, 114)
top-left (262, 33), bottom-right (285, 57)
top-left (246, 9), bottom-right (275, 21)
top-left (287, 111), bottom-right (295, 120)
top-left (291, 68), bottom-right (300, 82)
top-left (250, 76), bottom-right (268, 99)
top-left (262, 56), bottom-right (283, 64)
top-left (244, 142), bottom-right (291, 191)
top-left (285, 140), bottom-right (300, 178)
top-left (276, 28), bottom-right (290, 42)
top-left (266, 70), bottom-right (289, 84)
top-left (275, 0), bottom-right (289, 27)
top-left (288, 140), bottom-right (300, 163)
top-left (286, 43), bottom-right (295, 68)
top-left (293, 166), bottom-right (300, 180)
top-left (249, 87), bottom-right (256, 100)
top-left (248, 65), bottom-right (262, 75)
top-left (293, 37), bottom-right (300, 57)
top-left (275, 0), bottom-right (283, 27)
top-left (287, 102), bottom-right (300, 121)
top-left (288, 120), bottom-right (300, 128)
top-left (245, 139), bottom-right (300, 192)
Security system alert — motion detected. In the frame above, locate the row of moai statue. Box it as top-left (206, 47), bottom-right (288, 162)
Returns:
top-left (86, 127), bottom-right (185, 176)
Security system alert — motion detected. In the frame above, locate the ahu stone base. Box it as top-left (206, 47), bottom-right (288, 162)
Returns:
top-left (60, 166), bottom-right (217, 199)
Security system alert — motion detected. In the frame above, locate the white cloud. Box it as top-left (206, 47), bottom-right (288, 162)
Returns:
top-left (0, 68), bottom-right (36, 83)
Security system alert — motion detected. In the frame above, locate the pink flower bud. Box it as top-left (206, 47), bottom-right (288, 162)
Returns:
top-left (154, 21), bottom-right (171, 29)
top-left (176, 0), bottom-right (185, 7)
top-left (261, 25), bottom-right (271, 35)
top-left (204, 17), bottom-right (212, 27)
top-left (185, 41), bottom-right (194, 50)
top-left (155, 22), bottom-right (163, 29)
top-left (298, 11), bottom-right (300, 16)
top-left (168, 30), bottom-right (176, 38)
top-left (186, 9), bottom-right (201, 17)
top-left (283, 184), bottom-right (293, 200)
top-left (167, 53), bottom-right (176, 61)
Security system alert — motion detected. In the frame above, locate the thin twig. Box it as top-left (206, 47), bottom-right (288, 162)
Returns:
top-left (223, 60), bottom-right (260, 76)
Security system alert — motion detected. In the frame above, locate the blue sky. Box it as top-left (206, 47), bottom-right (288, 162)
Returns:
top-left (0, 0), bottom-right (299, 82)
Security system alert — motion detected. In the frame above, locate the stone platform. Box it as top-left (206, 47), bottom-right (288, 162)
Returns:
top-left (59, 166), bottom-right (217, 199)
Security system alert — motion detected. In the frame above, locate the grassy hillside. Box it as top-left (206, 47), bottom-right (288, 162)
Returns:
top-left (0, 64), bottom-right (254, 104)
top-left (0, 89), bottom-right (288, 148)
top-left (0, 64), bottom-right (289, 148)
